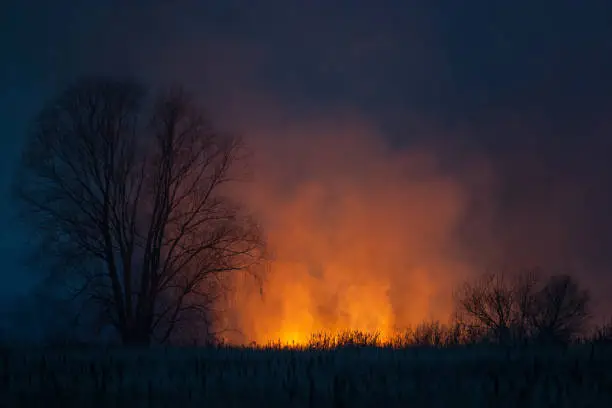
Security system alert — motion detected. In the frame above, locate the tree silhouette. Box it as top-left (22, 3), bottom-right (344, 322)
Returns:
top-left (454, 272), bottom-right (516, 344)
top-left (530, 274), bottom-right (590, 344)
top-left (455, 269), bottom-right (590, 345)
top-left (14, 77), bottom-right (267, 346)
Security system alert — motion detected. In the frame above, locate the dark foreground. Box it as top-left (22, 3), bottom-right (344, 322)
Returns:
top-left (2, 344), bottom-right (612, 407)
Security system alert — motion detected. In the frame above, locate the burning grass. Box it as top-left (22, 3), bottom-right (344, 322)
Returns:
top-left (241, 322), bottom-right (476, 350)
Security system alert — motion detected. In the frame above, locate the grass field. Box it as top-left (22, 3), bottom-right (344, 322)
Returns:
top-left (2, 341), bottom-right (612, 407)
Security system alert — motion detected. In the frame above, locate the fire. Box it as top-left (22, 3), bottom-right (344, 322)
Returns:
top-left (222, 116), bottom-right (475, 346)
top-left (265, 264), bottom-right (396, 346)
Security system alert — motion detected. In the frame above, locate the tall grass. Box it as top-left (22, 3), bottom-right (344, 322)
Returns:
top-left (2, 324), bottom-right (612, 407)
top-left (2, 340), bottom-right (612, 407)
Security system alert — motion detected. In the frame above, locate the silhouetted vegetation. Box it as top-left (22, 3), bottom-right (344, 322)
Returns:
top-left (3, 342), bottom-right (612, 407)
top-left (454, 269), bottom-right (591, 346)
top-left (8, 75), bottom-right (612, 408)
top-left (13, 77), bottom-right (267, 347)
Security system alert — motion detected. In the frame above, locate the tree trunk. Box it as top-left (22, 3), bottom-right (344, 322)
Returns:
top-left (121, 323), bottom-right (151, 347)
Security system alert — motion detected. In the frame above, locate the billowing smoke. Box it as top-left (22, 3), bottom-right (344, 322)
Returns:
top-left (4, 1), bottom-right (612, 345)
top-left (208, 108), bottom-right (475, 344)
top-left (209, 105), bottom-right (612, 345)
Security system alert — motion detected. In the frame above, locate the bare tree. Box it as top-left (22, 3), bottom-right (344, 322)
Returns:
top-left (14, 77), bottom-right (267, 346)
top-left (454, 272), bottom-right (516, 344)
top-left (455, 268), bottom-right (590, 346)
top-left (530, 274), bottom-right (590, 344)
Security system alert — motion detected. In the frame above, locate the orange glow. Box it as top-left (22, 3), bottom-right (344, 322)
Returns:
top-left (221, 114), bottom-right (481, 346)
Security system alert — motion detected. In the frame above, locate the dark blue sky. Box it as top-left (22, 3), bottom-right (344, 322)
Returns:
top-left (1, 1), bottom-right (612, 317)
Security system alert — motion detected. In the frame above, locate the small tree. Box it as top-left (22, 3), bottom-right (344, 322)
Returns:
top-left (455, 268), bottom-right (590, 346)
top-left (14, 77), bottom-right (266, 346)
top-left (454, 272), bottom-right (516, 344)
top-left (530, 274), bottom-right (590, 344)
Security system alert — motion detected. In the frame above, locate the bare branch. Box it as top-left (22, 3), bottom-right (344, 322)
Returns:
top-left (14, 78), bottom-right (266, 346)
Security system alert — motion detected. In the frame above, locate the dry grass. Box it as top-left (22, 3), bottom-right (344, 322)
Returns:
top-left (3, 334), bottom-right (612, 407)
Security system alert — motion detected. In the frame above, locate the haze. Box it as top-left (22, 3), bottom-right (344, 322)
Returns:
top-left (1, 1), bottom-right (612, 344)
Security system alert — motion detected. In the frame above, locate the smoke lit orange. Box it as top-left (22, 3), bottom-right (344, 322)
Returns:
top-left (221, 114), bottom-right (477, 346)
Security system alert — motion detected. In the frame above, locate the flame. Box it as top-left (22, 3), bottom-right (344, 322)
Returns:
top-left (221, 115), bottom-right (476, 346)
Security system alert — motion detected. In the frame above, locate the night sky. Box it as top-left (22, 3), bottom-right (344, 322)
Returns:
top-left (2, 1), bottom-right (612, 337)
